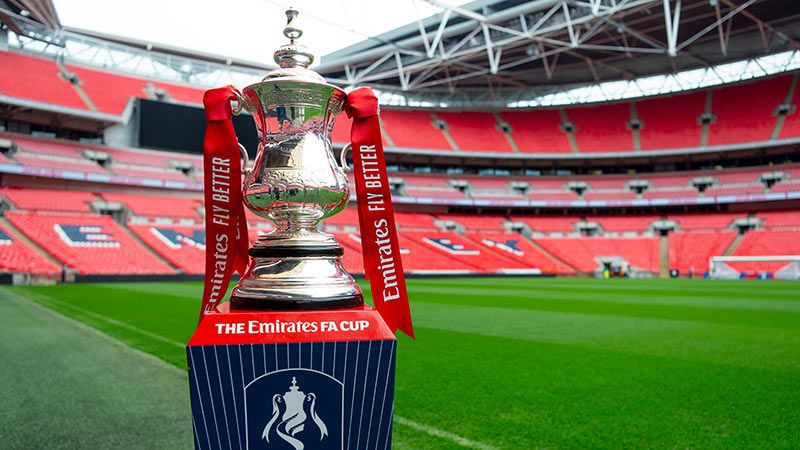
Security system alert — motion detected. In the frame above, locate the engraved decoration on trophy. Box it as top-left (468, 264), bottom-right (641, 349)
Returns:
top-left (229, 8), bottom-right (363, 310)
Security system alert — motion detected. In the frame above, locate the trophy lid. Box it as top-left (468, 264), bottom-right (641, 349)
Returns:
top-left (261, 8), bottom-right (328, 85)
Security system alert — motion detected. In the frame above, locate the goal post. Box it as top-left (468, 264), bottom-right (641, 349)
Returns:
top-left (708, 256), bottom-right (800, 280)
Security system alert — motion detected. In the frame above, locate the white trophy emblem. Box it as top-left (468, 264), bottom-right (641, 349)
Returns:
top-left (262, 377), bottom-right (328, 450)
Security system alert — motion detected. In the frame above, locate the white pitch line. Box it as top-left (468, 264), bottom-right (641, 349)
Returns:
top-left (393, 415), bottom-right (497, 450)
top-left (19, 289), bottom-right (498, 450)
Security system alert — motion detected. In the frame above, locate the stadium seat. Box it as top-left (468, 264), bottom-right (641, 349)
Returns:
top-left (378, 110), bottom-right (453, 150)
top-left (438, 214), bottom-right (507, 231)
top-left (101, 192), bottom-right (202, 218)
top-left (395, 231), bottom-right (479, 273)
top-left (394, 212), bottom-right (439, 229)
top-left (591, 215), bottom-right (660, 232)
top-left (0, 223), bottom-right (60, 276)
top-left (671, 212), bottom-right (744, 231)
top-left (669, 231), bottom-right (736, 273)
top-left (533, 236), bottom-right (660, 272)
top-left (779, 79), bottom-right (800, 139)
top-left (0, 51), bottom-right (87, 110)
top-left (567, 103), bottom-right (634, 152)
top-left (500, 109), bottom-right (572, 153)
top-left (463, 231), bottom-right (575, 274)
top-left (512, 216), bottom-right (577, 233)
top-left (1, 132), bottom-right (85, 158)
top-left (637, 91), bottom-right (705, 150)
top-left (0, 187), bottom-right (96, 213)
top-left (65, 63), bottom-right (150, 115)
top-left (758, 210), bottom-right (800, 228)
top-left (707, 75), bottom-right (791, 146)
top-left (437, 112), bottom-right (513, 152)
top-left (404, 230), bottom-right (529, 272)
top-left (731, 229), bottom-right (800, 272)
top-left (5, 211), bottom-right (175, 275)
top-left (128, 224), bottom-right (205, 274)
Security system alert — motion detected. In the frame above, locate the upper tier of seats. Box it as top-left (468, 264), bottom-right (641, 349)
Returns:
top-left (2, 50), bottom-right (798, 155)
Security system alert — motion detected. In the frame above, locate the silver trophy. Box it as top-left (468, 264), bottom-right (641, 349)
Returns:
top-left (230, 8), bottom-right (363, 310)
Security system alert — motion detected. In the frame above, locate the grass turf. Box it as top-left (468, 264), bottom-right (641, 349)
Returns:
top-left (7, 278), bottom-right (800, 449)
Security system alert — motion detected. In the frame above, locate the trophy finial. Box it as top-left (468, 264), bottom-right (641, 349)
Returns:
top-left (273, 7), bottom-right (314, 69)
top-left (284, 8), bottom-right (302, 43)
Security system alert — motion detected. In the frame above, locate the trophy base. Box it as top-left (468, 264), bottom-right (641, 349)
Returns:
top-left (229, 245), bottom-right (363, 311)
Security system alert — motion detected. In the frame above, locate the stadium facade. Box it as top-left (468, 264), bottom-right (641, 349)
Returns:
top-left (0, 0), bottom-right (799, 282)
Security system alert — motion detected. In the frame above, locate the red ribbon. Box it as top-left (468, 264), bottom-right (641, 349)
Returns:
top-left (346, 87), bottom-right (414, 339)
top-left (199, 86), bottom-right (249, 322)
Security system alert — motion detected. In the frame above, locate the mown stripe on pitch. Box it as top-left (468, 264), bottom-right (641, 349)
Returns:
top-left (411, 302), bottom-right (800, 372)
top-left (405, 284), bottom-right (800, 309)
top-left (409, 278), bottom-right (800, 297)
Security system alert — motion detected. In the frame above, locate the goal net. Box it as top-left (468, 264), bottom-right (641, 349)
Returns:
top-left (708, 256), bottom-right (800, 280)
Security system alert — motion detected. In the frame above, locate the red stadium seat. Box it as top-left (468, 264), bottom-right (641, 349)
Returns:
top-left (101, 192), bottom-right (202, 218)
top-left (533, 236), bottom-right (660, 272)
top-left (437, 112), bottom-right (513, 152)
top-left (0, 51), bottom-right (87, 110)
top-left (378, 110), bottom-right (453, 150)
top-left (731, 230), bottom-right (800, 272)
top-left (669, 231), bottom-right (737, 272)
top-left (567, 103), bottom-right (633, 152)
top-left (5, 211), bottom-right (174, 275)
top-left (439, 214), bottom-right (507, 231)
top-left (500, 109), bottom-right (572, 153)
top-left (66, 64), bottom-right (149, 115)
top-left (637, 91), bottom-right (705, 150)
top-left (0, 188), bottom-right (96, 213)
top-left (0, 223), bottom-right (59, 276)
top-left (128, 223), bottom-right (205, 274)
top-left (707, 75), bottom-right (790, 146)
top-left (463, 231), bottom-right (574, 274)
top-left (404, 230), bottom-right (529, 272)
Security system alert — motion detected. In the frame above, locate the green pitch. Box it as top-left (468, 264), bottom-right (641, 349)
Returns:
top-left (4, 278), bottom-right (800, 449)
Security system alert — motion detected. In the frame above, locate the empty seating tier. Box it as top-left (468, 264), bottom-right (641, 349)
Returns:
top-left (128, 224), bottom-right (205, 274)
top-left (5, 211), bottom-right (174, 275)
top-left (0, 223), bottom-right (59, 276)
top-left (707, 75), bottom-right (791, 146)
top-left (101, 192), bottom-right (201, 218)
top-left (0, 51), bottom-right (87, 110)
top-left (500, 109), bottom-right (572, 153)
top-left (378, 110), bottom-right (452, 150)
top-left (533, 237), bottom-right (659, 273)
top-left (1, 188), bottom-right (96, 213)
top-left (567, 103), bottom-right (633, 152)
top-left (637, 91), bottom-right (705, 150)
top-left (669, 231), bottom-right (736, 273)
top-left (437, 112), bottom-right (513, 152)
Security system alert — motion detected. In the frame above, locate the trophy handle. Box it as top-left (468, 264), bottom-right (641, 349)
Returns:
top-left (339, 143), bottom-right (352, 173)
top-left (238, 142), bottom-right (251, 175)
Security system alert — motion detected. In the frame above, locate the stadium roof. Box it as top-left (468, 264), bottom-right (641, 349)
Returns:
top-left (1, 0), bottom-right (799, 108)
top-left (318, 0), bottom-right (800, 89)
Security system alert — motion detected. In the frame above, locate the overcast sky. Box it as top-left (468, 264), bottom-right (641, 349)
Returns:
top-left (53, 0), bottom-right (471, 66)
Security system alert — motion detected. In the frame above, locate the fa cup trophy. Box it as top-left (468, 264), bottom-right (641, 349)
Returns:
top-left (228, 9), bottom-right (362, 310)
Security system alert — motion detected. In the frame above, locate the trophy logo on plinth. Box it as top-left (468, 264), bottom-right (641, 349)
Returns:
top-left (245, 370), bottom-right (344, 450)
top-left (262, 377), bottom-right (328, 449)
top-left (229, 8), bottom-right (362, 311)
